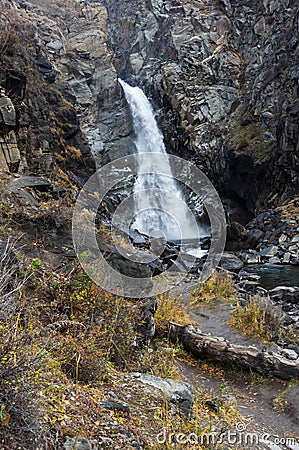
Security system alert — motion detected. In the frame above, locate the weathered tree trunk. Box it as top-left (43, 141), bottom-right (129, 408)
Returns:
top-left (169, 323), bottom-right (299, 380)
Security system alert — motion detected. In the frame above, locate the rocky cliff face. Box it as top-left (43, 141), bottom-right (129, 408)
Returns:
top-left (0, 0), bottom-right (298, 226)
top-left (0, 0), bottom-right (137, 180)
top-left (103, 0), bottom-right (298, 222)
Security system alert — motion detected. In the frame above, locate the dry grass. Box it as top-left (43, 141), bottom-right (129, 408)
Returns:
top-left (191, 271), bottom-right (236, 305)
top-left (155, 292), bottom-right (196, 337)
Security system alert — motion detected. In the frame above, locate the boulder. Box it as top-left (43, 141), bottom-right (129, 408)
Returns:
top-left (281, 349), bottom-right (298, 361)
top-left (244, 229), bottom-right (264, 249)
top-left (9, 176), bottom-right (53, 192)
top-left (220, 253), bottom-right (243, 271)
top-left (260, 245), bottom-right (279, 258)
top-left (132, 372), bottom-right (195, 415)
top-left (240, 250), bottom-right (261, 264)
top-left (269, 287), bottom-right (299, 304)
top-left (226, 222), bottom-right (247, 248)
top-left (64, 437), bottom-right (91, 450)
top-left (282, 252), bottom-right (291, 264)
top-left (268, 256), bottom-right (281, 264)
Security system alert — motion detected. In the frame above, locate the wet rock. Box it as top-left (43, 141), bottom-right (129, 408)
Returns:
top-left (260, 246), bottom-right (279, 258)
top-left (282, 252), bottom-right (291, 264)
top-left (240, 250), bottom-right (261, 264)
top-left (179, 252), bottom-right (206, 274)
top-left (220, 253), bottom-right (243, 271)
top-left (129, 229), bottom-right (148, 246)
top-left (268, 256), bottom-right (281, 264)
top-left (226, 222), bottom-right (246, 250)
top-left (269, 287), bottom-right (299, 304)
top-left (291, 258), bottom-right (299, 266)
top-left (238, 271), bottom-right (260, 282)
top-left (236, 280), bottom-right (259, 292)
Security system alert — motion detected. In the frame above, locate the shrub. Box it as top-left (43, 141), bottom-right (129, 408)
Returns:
top-left (229, 295), bottom-right (284, 342)
top-left (191, 271), bottom-right (236, 305)
top-left (155, 292), bottom-right (195, 337)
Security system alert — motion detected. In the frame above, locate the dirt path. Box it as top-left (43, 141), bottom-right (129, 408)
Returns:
top-left (171, 281), bottom-right (299, 446)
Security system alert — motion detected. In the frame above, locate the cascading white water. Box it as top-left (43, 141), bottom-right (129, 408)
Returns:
top-left (119, 79), bottom-right (198, 241)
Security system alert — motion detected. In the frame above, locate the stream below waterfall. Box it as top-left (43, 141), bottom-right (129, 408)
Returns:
top-left (243, 265), bottom-right (299, 290)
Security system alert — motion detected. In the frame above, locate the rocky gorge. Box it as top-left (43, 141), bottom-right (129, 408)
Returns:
top-left (0, 0), bottom-right (298, 449)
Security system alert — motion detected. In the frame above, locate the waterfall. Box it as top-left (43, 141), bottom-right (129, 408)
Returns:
top-left (119, 79), bottom-right (199, 241)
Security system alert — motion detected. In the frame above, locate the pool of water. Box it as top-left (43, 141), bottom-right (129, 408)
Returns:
top-left (243, 264), bottom-right (299, 290)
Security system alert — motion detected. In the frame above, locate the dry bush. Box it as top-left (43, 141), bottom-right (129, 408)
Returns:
top-left (155, 292), bottom-right (195, 337)
top-left (35, 269), bottom-right (150, 375)
top-left (229, 295), bottom-right (284, 342)
top-left (191, 271), bottom-right (236, 305)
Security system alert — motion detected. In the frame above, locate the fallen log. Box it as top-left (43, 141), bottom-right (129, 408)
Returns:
top-left (168, 323), bottom-right (299, 380)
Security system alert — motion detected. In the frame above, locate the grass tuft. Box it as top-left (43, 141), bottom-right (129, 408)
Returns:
top-left (191, 271), bottom-right (236, 305)
top-left (229, 295), bottom-right (283, 342)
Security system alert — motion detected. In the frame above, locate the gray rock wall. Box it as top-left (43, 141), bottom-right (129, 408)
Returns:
top-left (103, 0), bottom-right (298, 222)
top-left (0, 0), bottom-right (297, 224)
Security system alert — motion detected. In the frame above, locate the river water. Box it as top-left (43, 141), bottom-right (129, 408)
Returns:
top-left (244, 264), bottom-right (299, 289)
